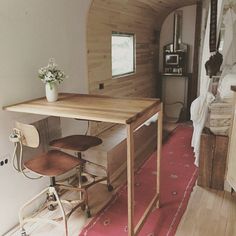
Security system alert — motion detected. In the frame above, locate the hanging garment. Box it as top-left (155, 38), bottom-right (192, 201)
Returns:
top-left (191, 91), bottom-right (215, 166)
top-left (205, 51), bottom-right (223, 77)
top-left (205, 0), bottom-right (223, 77)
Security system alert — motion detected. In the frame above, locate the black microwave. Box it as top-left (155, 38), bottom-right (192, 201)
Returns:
top-left (163, 51), bottom-right (187, 75)
top-left (165, 53), bottom-right (180, 66)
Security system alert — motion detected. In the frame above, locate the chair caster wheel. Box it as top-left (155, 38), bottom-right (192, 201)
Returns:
top-left (86, 209), bottom-right (91, 218)
top-left (21, 229), bottom-right (27, 236)
top-left (107, 184), bottom-right (114, 192)
top-left (81, 175), bottom-right (88, 183)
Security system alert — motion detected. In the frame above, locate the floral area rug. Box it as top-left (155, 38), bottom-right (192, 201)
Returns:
top-left (80, 125), bottom-right (197, 236)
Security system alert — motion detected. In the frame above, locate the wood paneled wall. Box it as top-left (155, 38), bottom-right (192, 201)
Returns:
top-left (87, 0), bottom-right (161, 134)
top-left (87, 0), bottom-right (160, 98)
top-left (87, 0), bottom-right (197, 134)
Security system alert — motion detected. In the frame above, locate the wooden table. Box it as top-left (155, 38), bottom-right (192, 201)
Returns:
top-left (3, 93), bottom-right (163, 236)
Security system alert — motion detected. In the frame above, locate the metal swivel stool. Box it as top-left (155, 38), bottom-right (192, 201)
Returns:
top-left (10, 122), bottom-right (90, 236)
top-left (49, 134), bottom-right (114, 193)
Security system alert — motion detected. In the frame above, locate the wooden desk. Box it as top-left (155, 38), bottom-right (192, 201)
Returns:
top-left (3, 93), bottom-right (163, 236)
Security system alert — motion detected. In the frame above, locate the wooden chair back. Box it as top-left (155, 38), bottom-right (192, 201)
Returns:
top-left (15, 121), bottom-right (40, 148)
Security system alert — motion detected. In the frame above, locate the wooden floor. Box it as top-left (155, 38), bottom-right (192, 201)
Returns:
top-left (176, 186), bottom-right (236, 236)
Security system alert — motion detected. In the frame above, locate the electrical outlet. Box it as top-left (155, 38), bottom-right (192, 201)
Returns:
top-left (99, 83), bottom-right (104, 90)
top-left (0, 154), bottom-right (10, 167)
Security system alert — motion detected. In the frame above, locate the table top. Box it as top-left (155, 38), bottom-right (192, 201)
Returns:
top-left (3, 93), bottom-right (161, 125)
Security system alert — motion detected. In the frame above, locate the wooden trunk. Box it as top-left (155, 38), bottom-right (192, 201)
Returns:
top-left (82, 123), bottom-right (157, 183)
top-left (208, 102), bottom-right (232, 136)
top-left (198, 129), bottom-right (228, 190)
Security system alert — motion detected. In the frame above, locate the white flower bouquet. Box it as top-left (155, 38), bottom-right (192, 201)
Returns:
top-left (38, 58), bottom-right (66, 89)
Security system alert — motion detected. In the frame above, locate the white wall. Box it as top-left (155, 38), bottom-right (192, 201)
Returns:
top-left (159, 5), bottom-right (197, 73)
top-left (0, 0), bottom-right (91, 234)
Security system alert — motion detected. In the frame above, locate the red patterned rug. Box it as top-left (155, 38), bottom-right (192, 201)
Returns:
top-left (80, 125), bottom-right (197, 236)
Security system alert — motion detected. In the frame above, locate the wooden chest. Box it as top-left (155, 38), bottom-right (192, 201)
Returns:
top-left (82, 123), bottom-right (157, 183)
top-left (198, 129), bottom-right (228, 190)
top-left (208, 102), bottom-right (232, 136)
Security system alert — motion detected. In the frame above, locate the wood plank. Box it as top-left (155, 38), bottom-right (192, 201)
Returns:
top-left (82, 122), bottom-right (157, 183)
top-left (127, 124), bottom-right (135, 236)
top-left (134, 194), bottom-right (159, 235)
top-left (198, 130), bottom-right (228, 191)
top-left (127, 103), bottom-right (160, 128)
top-left (157, 103), bottom-right (163, 207)
top-left (3, 93), bottom-right (160, 125)
top-left (198, 131), bottom-right (215, 188)
top-left (211, 136), bottom-right (228, 190)
top-left (87, 0), bottom-right (160, 124)
top-left (176, 186), bottom-right (236, 236)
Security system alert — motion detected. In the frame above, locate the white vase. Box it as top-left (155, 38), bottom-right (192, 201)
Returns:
top-left (45, 83), bottom-right (58, 102)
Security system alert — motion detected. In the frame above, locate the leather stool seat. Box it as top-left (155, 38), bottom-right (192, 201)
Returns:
top-left (50, 135), bottom-right (102, 152)
top-left (49, 134), bottom-right (113, 191)
top-left (24, 150), bottom-right (84, 177)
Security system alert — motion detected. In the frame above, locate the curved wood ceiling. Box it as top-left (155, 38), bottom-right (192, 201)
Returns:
top-left (138, 0), bottom-right (198, 13)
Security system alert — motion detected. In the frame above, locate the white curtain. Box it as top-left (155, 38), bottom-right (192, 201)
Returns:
top-left (222, 6), bottom-right (236, 66)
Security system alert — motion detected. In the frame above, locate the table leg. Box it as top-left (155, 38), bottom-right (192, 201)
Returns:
top-left (157, 104), bottom-right (163, 208)
top-left (127, 124), bottom-right (134, 236)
